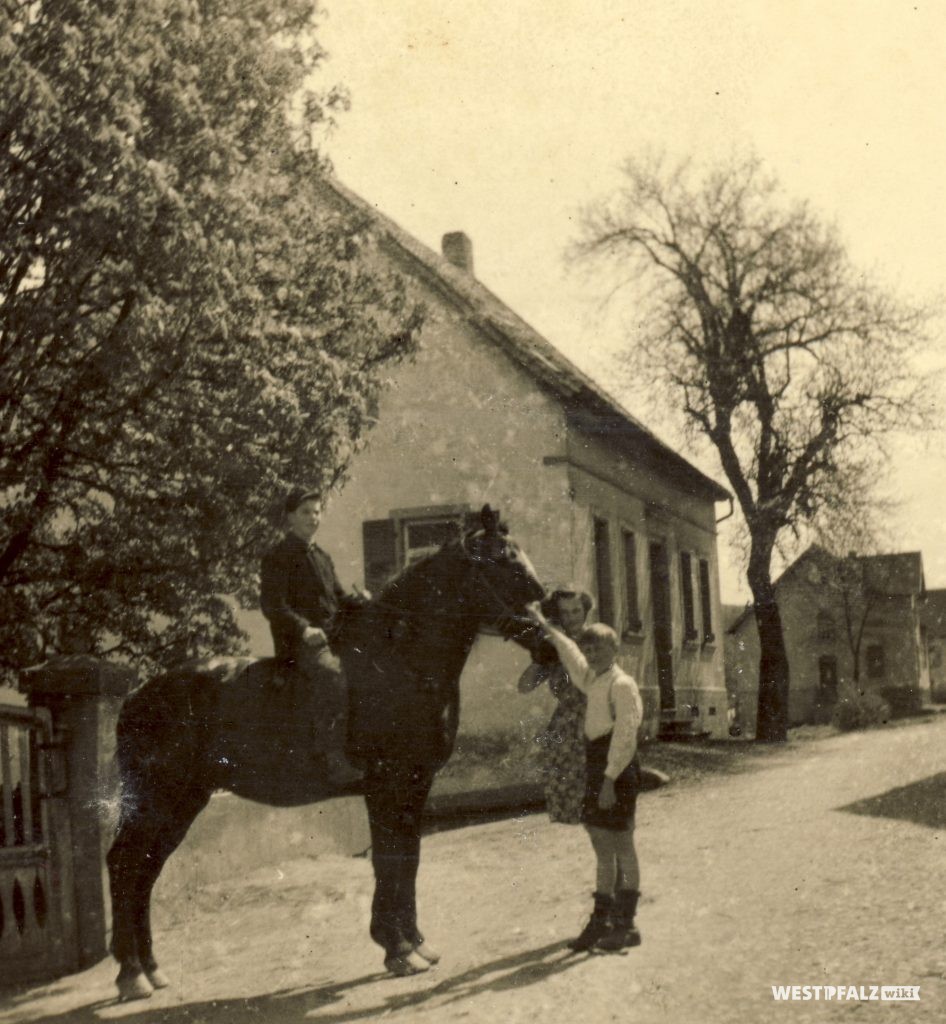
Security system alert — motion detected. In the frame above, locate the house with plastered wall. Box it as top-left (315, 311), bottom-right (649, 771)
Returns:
top-left (242, 177), bottom-right (732, 743)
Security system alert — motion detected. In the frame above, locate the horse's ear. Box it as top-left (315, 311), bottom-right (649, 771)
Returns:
top-left (481, 504), bottom-right (500, 535)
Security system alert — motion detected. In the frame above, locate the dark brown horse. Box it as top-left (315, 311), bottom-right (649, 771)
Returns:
top-left (106, 506), bottom-right (544, 999)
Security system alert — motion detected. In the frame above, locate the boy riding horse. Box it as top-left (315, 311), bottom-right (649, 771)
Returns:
top-left (260, 487), bottom-right (363, 788)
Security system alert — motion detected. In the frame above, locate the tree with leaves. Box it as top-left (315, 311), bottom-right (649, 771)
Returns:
top-left (0, 1), bottom-right (422, 680)
top-left (574, 154), bottom-right (930, 741)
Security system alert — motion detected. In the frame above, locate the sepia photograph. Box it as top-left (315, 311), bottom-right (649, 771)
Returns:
top-left (1, 2), bottom-right (944, 1021)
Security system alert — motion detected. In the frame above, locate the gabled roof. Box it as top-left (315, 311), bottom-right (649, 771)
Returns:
top-left (316, 176), bottom-right (730, 504)
top-left (727, 544), bottom-right (926, 633)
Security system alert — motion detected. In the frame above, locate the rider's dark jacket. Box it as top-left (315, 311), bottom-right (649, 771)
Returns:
top-left (260, 533), bottom-right (347, 663)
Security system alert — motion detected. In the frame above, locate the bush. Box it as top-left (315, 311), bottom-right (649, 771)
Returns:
top-left (832, 688), bottom-right (891, 732)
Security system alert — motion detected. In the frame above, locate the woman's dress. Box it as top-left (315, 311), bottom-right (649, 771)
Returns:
top-left (538, 665), bottom-right (587, 824)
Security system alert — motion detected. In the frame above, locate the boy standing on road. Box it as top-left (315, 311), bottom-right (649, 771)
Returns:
top-left (526, 605), bottom-right (644, 951)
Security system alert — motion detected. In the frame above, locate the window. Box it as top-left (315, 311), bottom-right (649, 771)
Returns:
top-left (403, 517), bottom-right (461, 565)
top-left (680, 551), bottom-right (697, 642)
top-left (593, 516), bottom-right (615, 627)
top-left (816, 611), bottom-right (836, 642)
top-left (698, 558), bottom-right (714, 643)
top-left (866, 644), bottom-right (886, 679)
top-left (362, 506), bottom-right (474, 593)
top-left (819, 655), bottom-right (839, 703)
top-left (622, 529), bottom-right (642, 633)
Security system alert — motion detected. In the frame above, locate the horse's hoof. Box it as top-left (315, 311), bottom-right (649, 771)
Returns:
top-left (145, 967), bottom-right (171, 989)
top-left (384, 950), bottom-right (430, 976)
top-left (413, 940), bottom-right (441, 964)
top-left (116, 972), bottom-right (154, 1002)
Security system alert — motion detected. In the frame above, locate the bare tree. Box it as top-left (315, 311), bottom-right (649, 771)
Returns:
top-left (574, 154), bottom-right (932, 741)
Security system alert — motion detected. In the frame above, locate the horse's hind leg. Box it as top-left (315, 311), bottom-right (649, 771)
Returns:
top-left (106, 777), bottom-right (210, 1001)
top-left (132, 782), bottom-right (212, 989)
top-left (107, 804), bottom-right (163, 1000)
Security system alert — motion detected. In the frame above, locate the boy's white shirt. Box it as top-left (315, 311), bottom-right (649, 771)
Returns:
top-left (546, 628), bottom-right (643, 780)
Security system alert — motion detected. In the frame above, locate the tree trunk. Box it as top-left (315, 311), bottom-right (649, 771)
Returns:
top-left (748, 543), bottom-right (789, 742)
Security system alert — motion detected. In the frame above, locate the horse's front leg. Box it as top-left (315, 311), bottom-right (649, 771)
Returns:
top-left (364, 761), bottom-right (436, 976)
top-left (392, 765), bottom-right (438, 964)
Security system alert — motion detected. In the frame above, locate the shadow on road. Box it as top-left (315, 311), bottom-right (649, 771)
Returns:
top-left (15, 940), bottom-right (594, 1024)
top-left (838, 771), bottom-right (946, 830)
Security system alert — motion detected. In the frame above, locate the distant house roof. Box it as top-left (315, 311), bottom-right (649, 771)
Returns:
top-left (727, 545), bottom-right (927, 634)
top-left (722, 603), bottom-right (750, 633)
top-left (316, 176), bottom-right (730, 505)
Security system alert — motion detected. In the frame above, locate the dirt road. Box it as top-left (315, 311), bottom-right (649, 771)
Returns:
top-left (5, 718), bottom-right (946, 1024)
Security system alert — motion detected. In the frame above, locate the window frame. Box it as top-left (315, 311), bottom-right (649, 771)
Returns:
top-left (698, 556), bottom-right (714, 645)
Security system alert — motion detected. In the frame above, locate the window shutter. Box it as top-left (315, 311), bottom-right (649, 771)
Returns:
top-left (362, 519), bottom-right (398, 594)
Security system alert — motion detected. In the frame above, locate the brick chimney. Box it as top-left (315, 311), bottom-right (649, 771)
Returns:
top-left (441, 231), bottom-right (474, 274)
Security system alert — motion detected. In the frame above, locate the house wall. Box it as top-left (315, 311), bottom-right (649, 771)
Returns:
top-left (562, 430), bottom-right (727, 739)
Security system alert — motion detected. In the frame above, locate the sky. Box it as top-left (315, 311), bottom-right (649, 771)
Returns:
top-left (312, 0), bottom-right (946, 602)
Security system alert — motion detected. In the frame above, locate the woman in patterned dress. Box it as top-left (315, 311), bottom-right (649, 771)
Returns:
top-left (518, 586), bottom-right (593, 824)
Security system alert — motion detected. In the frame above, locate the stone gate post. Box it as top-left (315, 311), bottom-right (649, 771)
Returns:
top-left (20, 656), bottom-right (136, 968)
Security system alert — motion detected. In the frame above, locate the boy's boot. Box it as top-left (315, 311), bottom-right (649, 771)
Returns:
top-left (567, 892), bottom-right (613, 951)
top-left (596, 889), bottom-right (641, 950)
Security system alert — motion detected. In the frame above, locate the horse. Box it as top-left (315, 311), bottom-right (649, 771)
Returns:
top-left (105, 505), bottom-right (544, 999)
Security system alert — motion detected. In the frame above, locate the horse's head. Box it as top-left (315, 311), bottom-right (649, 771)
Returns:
top-left (459, 504), bottom-right (544, 625)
